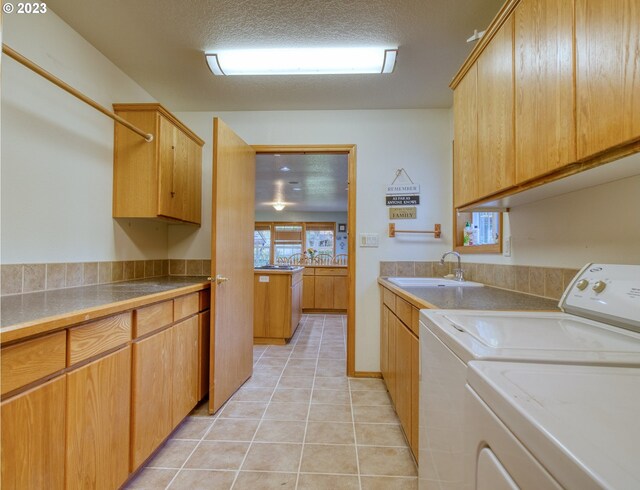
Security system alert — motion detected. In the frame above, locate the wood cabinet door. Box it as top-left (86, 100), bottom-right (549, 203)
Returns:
top-left (380, 305), bottom-right (389, 384)
top-left (1, 376), bottom-right (66, 490)
top-left (477, 16), bottom-right (515, 198)
top-left (576, 0), bottom-right (640, 159)
top-left (515, 0), bottom-right (575, 182)
top-left (157, 115), bottom-right (180, 220)
top-left (410, 334), bottom-right (419, 460)
top-left (333, 275), bottom-right (348, 310)
top-left (131, 328), bottom-right (173, 470)
top-left (314, 276), bottom-right (334, 309)
top-left (453, 65), bottom-right (478, 208)
top-left (183, 138), bottom-right (202, 224)
top-left (395, 323), bottom-right (413, 443)
top-left (172, 316), bottom-right (199, 427)
top-left (198, 311), bottom-right (210, 401)
top-left (302, 275), bottom-right (315, 309)
top-left (66, 347), bottom-right (131, 490)
top-left (387, 312), bottom-right (397, 405)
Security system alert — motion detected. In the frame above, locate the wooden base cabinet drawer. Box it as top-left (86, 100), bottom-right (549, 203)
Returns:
top-left (174, 293), bottom-right (199, 321)
top-left (1, 376), bottom-right (66, 489)
top-left (1, 331), bottom-right (66, 396)
top-left (135, 301), bottom-right (173, 338)
top-left (68, 312), bottom-right (132, 366)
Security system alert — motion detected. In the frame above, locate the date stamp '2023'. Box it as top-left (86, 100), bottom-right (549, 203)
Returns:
top-left (3, 2), bottom-right (48, 14)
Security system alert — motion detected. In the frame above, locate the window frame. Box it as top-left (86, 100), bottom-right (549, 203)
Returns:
top-left (255, 221), bottom-right (339, 263)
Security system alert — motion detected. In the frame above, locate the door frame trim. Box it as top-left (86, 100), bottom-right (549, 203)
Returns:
top-left (252, 144), bottom-right (357, 377)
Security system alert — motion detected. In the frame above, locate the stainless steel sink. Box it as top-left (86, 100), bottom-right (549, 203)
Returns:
top-left (255, 265), bottom-right (297, 270)
top-left (388, 277), bottom-right (483, 288)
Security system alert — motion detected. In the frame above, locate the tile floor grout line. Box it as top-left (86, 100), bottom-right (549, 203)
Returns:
top-left (344, 316), bottom-right (364, 490)
top-left (229, 314), bottom-right (309, 489)
top-left (294, 313), bottom-right (326, 490)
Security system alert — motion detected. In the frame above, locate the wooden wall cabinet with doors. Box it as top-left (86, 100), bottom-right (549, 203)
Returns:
top-left (253, 269), bottom-right (303, 344)
top-left (451, 0), bottom-right (640, 210)
top-left (380, 285), bottom-right (420, 460)
top-left (0, 286), bottom-right (210, 489)
top-left (113, 103), bottom-right (205, 225)
top-left (302, 266), bottom-right (348, 312)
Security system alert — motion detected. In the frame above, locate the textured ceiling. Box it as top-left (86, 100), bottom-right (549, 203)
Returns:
top-left (46, 0), bottom-right (504, 111)
top-left (255, 153), bottom-right (348, 212)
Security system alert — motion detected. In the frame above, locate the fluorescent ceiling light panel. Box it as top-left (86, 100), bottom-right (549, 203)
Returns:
top-left (205, 48), bottom-right (398, 76)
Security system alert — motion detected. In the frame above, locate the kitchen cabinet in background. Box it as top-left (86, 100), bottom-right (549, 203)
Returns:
top-left (254, 269), bottom-right (303, 344)
top-left (302, 266), bottom-right (348, 312)
top-left (113, 103), bottom-right (204, 225)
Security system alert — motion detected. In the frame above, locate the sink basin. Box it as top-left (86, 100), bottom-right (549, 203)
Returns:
top-left (255, 265), bottom-right (297, 270)
top-left (387, 277), bottom-right (483, 288)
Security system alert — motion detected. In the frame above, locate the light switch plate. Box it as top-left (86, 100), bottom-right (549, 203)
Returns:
top-left (359, 233), bottom-right (379, 247)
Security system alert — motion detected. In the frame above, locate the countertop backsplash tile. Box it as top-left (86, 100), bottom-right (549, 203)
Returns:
top-left (0, 259), bottom-right (183, 296)
top-left (380, 261), bottom-right (579, 301)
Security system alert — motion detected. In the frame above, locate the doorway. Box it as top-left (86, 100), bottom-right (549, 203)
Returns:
top-left (252, 145), bottom-right (357, 376)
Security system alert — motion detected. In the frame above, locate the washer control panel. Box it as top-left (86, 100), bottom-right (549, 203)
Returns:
top-left (561, 263), bottom-right (640, 332)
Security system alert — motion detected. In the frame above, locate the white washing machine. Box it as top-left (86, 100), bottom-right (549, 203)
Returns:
top-left (465, 361), bottom-right (640, 489)
top-left (418, 263), bottom-right (640, 490)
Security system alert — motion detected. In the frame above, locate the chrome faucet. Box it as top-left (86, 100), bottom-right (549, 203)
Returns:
top-left (440, 251), bottom-right (465, 281)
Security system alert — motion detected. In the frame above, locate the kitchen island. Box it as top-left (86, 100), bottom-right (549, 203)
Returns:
top-left (254, 266), bottom-right (304, 344)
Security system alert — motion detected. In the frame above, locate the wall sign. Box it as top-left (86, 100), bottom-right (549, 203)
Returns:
top-left (386, 195), bottom-right (420, 206)
top-left (389, 207), bottom-right (417, 219)
top-left (386, 183), bottom-right (420, 195)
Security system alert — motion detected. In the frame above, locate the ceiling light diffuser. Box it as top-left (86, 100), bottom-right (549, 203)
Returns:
top-left (273, 202), bottom-right (286, 211)
top-left (205, 48), bottom-right (398, 76)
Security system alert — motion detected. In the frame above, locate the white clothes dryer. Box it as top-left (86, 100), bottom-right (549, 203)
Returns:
top-left (418, 263), bottom-right (640, 489)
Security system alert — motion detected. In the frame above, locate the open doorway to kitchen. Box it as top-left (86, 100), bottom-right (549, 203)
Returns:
top-left (252, 145), bottom-right (357, 377)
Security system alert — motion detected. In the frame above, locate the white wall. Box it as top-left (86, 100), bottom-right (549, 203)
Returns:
top-left (169, 109), bottom-right (454, 371)
top-left (1, 10), bottom-right (166, 264)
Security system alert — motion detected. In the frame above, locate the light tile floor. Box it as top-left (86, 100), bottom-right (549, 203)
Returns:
top-left (125, 314), bottom-right (417, 489)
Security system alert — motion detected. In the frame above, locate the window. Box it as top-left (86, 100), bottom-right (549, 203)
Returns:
top-left (305, 223), bottom-right (335, 255)
top-left (454, 211), bottom-right (502, 253)
top-left (254, 225), bottom-right (271, 266)
top-left (273, 224), bottom-right (304, 262)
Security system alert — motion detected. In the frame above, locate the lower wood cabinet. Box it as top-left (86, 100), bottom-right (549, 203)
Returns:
top-left (380, 286), bottom-right (421, 461)
top-left (66, 347), bottom-right (131, 490)
top-left (172, 316), bottom-right (199, 426)
top-left (131, 327), bottom-right (173, 470)
top-left (254, 270), bottom-right (303, 344)
top-left (303, 267), bottom-right (348, 311)
top-left (0, 285), bottom-right (211, 488)
top-left (1, 376), bottom-right (66, 490)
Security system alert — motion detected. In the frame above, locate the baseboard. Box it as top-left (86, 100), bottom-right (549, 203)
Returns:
top-left (351, 371), bottom-right (382, 378)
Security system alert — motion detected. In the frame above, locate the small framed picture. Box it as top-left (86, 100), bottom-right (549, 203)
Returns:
top-left (338, 223), bottom-right (347, 233)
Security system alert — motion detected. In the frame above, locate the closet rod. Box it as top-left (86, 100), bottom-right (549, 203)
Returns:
top-left (2, 44), bottom-right (154, 142)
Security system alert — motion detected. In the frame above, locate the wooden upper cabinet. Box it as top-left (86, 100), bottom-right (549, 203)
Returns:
top-left (453, 66), bottom-right (478, 208)
top-left (575, 0), bottom-right (640, 159)
top-left (515, 0), bottom-right (575, 182)
top-left (113, 103), bottom-right (204, 225)
top-left (477, 15), bottom-right (515, 198)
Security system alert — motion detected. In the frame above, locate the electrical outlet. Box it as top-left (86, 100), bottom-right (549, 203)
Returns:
top-left (503, 236), bottom-right (512, 257)
top-left (359, 233), bottom-right (379, 247)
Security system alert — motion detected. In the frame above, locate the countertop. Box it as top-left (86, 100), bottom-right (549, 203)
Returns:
top-left (1, 276), bottom-right (210, 344)
top-left (378, 277), bottom-right (560, 311)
